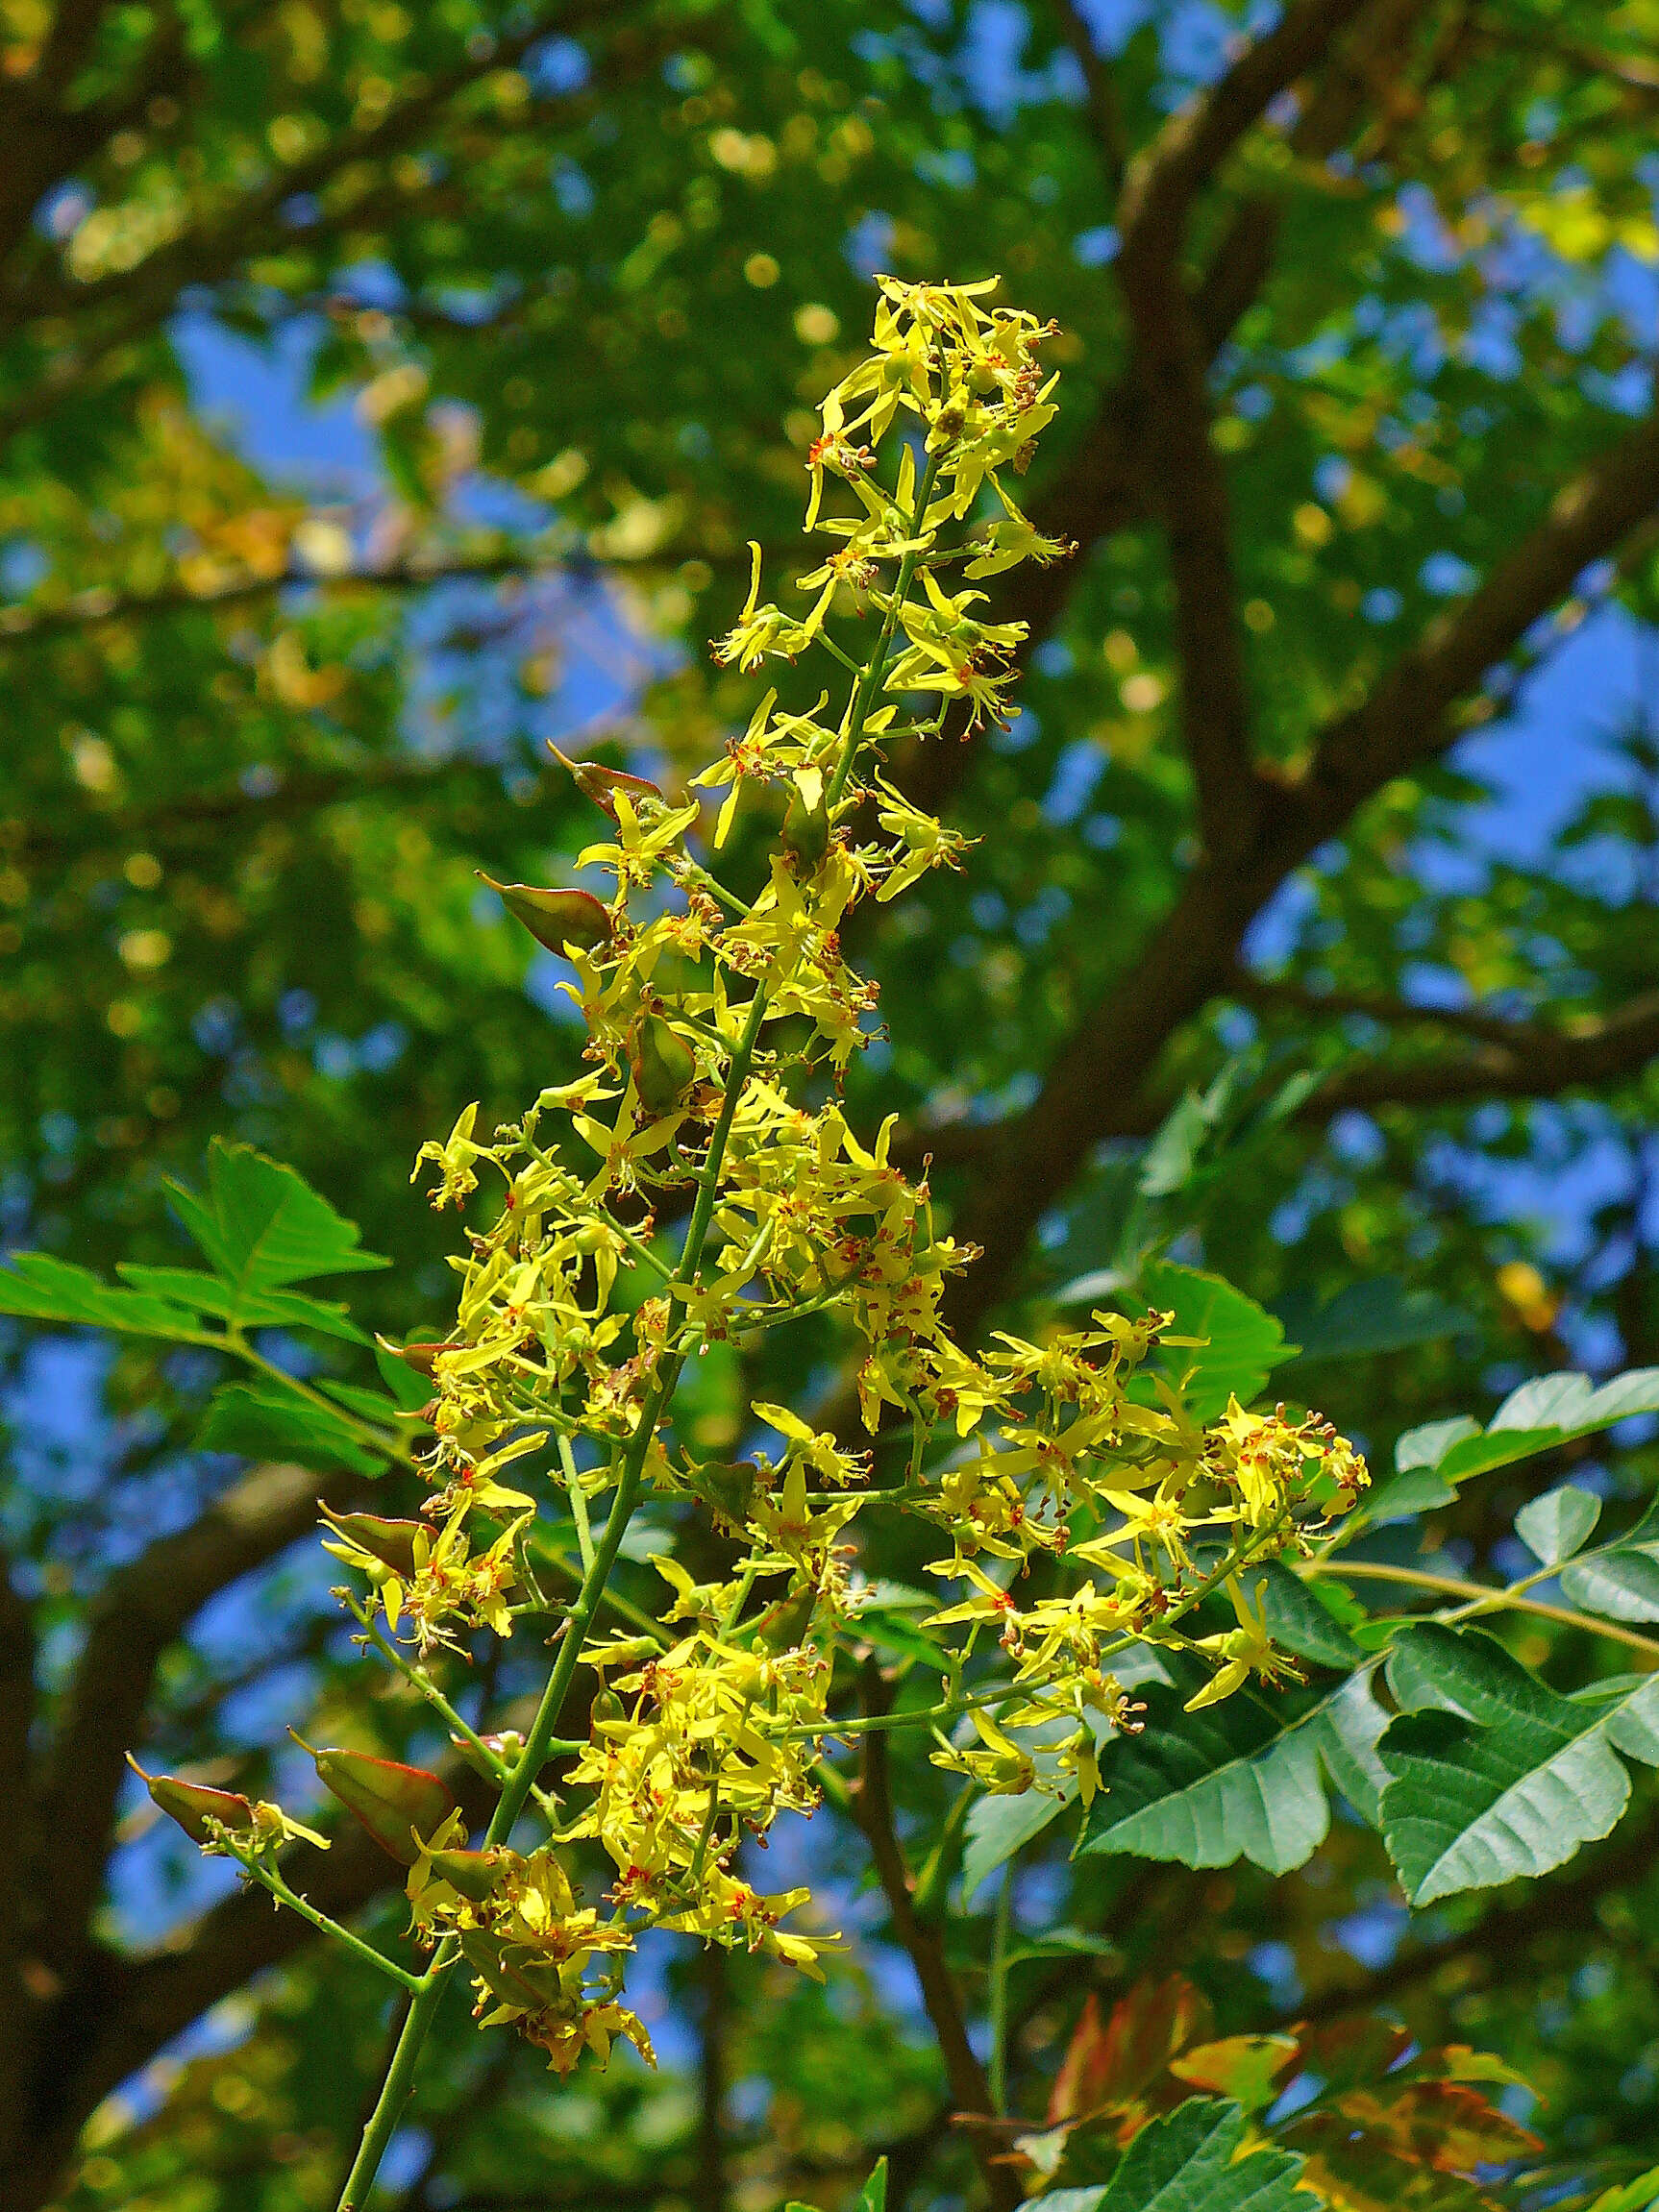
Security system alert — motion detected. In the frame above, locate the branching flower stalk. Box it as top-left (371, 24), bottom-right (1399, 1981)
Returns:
top-left (130, 281), bottom-right (1371, 2210)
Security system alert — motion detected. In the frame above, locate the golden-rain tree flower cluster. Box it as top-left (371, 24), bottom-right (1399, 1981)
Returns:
top-left (134, 279), bottom-right (1366, 2209)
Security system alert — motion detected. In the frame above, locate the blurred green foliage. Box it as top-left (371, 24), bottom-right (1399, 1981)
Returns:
top-left (4, 0), bottom-right (1659, 2208)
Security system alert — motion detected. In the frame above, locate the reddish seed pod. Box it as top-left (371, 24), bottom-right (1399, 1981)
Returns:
top-left (295, 1735), bottom-right (457, 1865)
top-left (126, 1753), bottom-right (252, 1846)
top-left (396, 1340), bottom-right (450, 1377)
top-left (319, 1508), bottom-right (428, 1579)
top-left (548, 742), bottom-right (662, 819)
top-left (476, 873), bottom-right (613, 958)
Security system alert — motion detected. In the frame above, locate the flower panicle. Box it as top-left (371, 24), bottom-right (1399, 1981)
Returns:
top-left (237, 281), bottom-right (1362, 2081)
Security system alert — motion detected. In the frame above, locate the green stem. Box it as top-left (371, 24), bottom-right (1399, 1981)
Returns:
top-left (557, 1432), bottom-right (596, 1574)
top-left (828, 453), bottom-right (942, 808)
top-left (233, 1337), bottom-right (408, 1464)
top-left (344, 1598), bottom-right (516, 1789)
top-left (988, 1854), bottom-right (1015, 2115)
top-left (335, 1956), bottom-right (454, 2210)
top-left (334, 971), bottom-right (773, 2212)
top-left (1301, 1560), bottom-right (1659, 1659)
top-left (233, 1851), bottom-right (423, 1995)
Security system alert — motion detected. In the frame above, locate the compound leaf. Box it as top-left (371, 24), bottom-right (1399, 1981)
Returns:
top-left (1515, 1484), bottom-right (1601, 1566)
top-left (197, 1383), bottom-right (390, 1476)
top-left (0, 1252), bottom-right (208, 1339)
top-left (1141, 1262), bottom-right (1292, 1420)
top-left (1096, 2098), bottom-right (1306, 2212)
top-left (1079, 1668), bottom-right (1389, 1875)
top-left (169, 1140), bottom-right (390, 1296)
top-left (1378, 1624), bottom-right (1659, 1904)
top-left (116, 1265), bottom-right (371, 1343)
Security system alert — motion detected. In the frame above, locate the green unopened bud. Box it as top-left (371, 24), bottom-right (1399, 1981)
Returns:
top-left (591, 1688), bottom-right (626, 1728)
top-left (781, 784), bottom-right (830, 871)
top-left (293, 1733), bottom-right (456, 1865)
top-left (477, 873), bottom-right (612, 959)
top-left (424, 1845), bottom-right (508, 1903)
top-left (320, 1508), bottom-right (428, 1579)
top-left (549, 742), bottom-right (662, 819)
top-left (690, 1458), bottom-right (760, 1524)
top-left (630, 1014), bottom-right (697, 1115)
top-left (127, 1754), bottom-right (252, 1846)
top-left (459, 1930), bottom-right (568, 2011)
top-left (753, 1584), bottom-right (815, 1653)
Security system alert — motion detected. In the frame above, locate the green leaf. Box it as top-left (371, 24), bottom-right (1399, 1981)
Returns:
top-left (1560, 1543), bottom-right (1659, 1623)
top-left (1140, 1262), bottom-right (1293, 1420)
top-left (1003, 1927), bottom-right (1121, 1970)
top-left (1274, 1277), bottom-right (1472, 1364)
top-left (197, 1384), bottom-right (390, 1476)
top-left (962, 1786), bottom-right (1070, 1905)
top-left (0, 1252), bottom-right (209, 1339)
top-left (1248, 1561), bottom-right (1366, 1670)
top-left (1397, 1415), bottom-right (1481, 1472)
top-left (1167, 2035), bottom-right (1300, 2114)
top-left (168, 1140), bottom-right (390, 1295)
top-left (318, 1379), bottom-right (408, 1423)
top-left (1352, 1369), bottom-right (1659, 1532)
top-left (857, 2157), bottom-right (888, 2212)
top-left (115, 1266), bottom-right (371, 1343)
top-left (1516, 1484), bottom-right (1602, 1565)
top-left (1090, 2098), bottom-right (1307, 2212)
top-left (1378, 1624), bottom-right (1659, 1904)
top-left (1078, 1668), bottom-right (1389, 1875)
top-left (1586, 2164), bottom-right (1659, 2212)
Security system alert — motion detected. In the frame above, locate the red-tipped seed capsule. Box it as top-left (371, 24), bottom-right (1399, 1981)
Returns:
top-left (549, 742), bottom-right (662, 819)
top-left (476, 873), bottom-right (612, 958)
top-left (293, 1735), bottom-right (457, 1865)
top-left (126, 1753), bottom-right (253, 1846)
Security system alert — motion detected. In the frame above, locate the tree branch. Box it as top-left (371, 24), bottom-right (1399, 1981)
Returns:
top-left (0, 1552), bottom-right (37, 2168)
top-left (2, 0), bottom-right (629, 330)
top-left (849, 1671), bottom-right (1019, 2212)
top-left (1302, 989), bottom-right (1659, 1115)
top-left (12, 1742), bottom-right (496, 2211)
top-left (904, 0), bottom-right (1399, 832)
top-left (948, 393), bottom-right (1659, 1331)
top-left (1114, 0), bottom-right (1384, 864)
top-left (30, 1459), bottom-right (376, 1971)
top-left (1051, 1), bottom-right (1127, 198)
top-left (1287, 404), bottom-right (1659, 854)
top-left (0, 549), bottom-right (545, 649)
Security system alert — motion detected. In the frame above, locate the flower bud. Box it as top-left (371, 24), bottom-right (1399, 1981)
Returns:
top-left (690, 1458), bottom-right (760, 1524)
top-left (320, 1507), bottom-right (428, 1579)
top-left (549, 743), bottom-right (662, 819)
top-left (293, 1734), bottom-right (457, 1865)
top-left (630, 1015), bottom-right (697, 1115)
top-left (477, 873), bottom-right (612, 959)
top-left (459, 1930), bottom-right (568, 2010)
top-left (781, 784), bottom-right (830, 871)
top-left (423, 1845), bottom-right (508, 1903)
top-left (127, 1753), bottom-right (252, 1846)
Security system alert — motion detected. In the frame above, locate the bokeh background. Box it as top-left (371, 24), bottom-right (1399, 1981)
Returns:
top-left (4, 2), bottom-right (1659, 2208)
